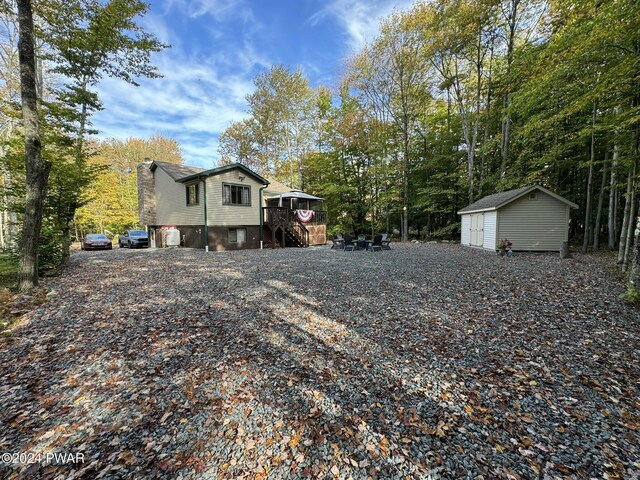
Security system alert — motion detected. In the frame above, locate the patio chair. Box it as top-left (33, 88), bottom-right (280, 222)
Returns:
top-left (367, 234), bottom-right (383, 252)
top-left (343, 234), bottom-right (355, 251)
top-left (381, 233), bottom-right (392, 250)
top-left (357, 234), bottom-right (367, 250)
top-left (331, 234), bottom-right (344, 249)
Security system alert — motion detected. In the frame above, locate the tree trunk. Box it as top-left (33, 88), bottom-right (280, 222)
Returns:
top-left (402, 133), bottom-right (409, 243)
top-left (61, 225), bottom-right (72, 262)
top-left (0, 167), bottom-right (14, 250)
top-left (479, 43), bottom-right (494, 198)
top-left (582, 102), bottom-right (597, 251)
top-left (618, 168), bottom-right (633, 264)
top-left (622, 159), bottom-right (638, 272)
top-left (608, 123), bottom-right (619, 249)
top-left (593, 151), bottom-right (608, 250)
top-left (16, 0), bottom-right (51, 291)
top-left (582, 101), bottom-right (597, 253)
top-left (582, 163), bottom-right (593, 253)
top-left (0, 205), bottom-right (4, 250)
top-left (627, 214), bottom-right (640, 300)
top-left (624, 184), bottom-right (637, 270)
top-left (615, 188), bottom-right (619, 240)
top-left (500, 0), bottom-right (519, 182)
top-left (451, 57), bottom-right (479, 204)
top-left (626, 69), bottom-right (640, 298)
top-left (500, 89), bottom-right (510, 181)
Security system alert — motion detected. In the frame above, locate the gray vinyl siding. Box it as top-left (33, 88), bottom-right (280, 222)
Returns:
top-left (461, 215), bottom-right (471, 245)
top-left (497, 191), bottom-right (569, 251)
top-left (206, 171), bottom-right (263, 227)
top-left (482, 211), bottom-right (497, 250)
top-left (155, 167), bottom-right (204, 225)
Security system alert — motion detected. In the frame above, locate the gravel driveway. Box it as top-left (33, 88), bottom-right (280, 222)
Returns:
top-left (1, 244), bottom-right (638, 479)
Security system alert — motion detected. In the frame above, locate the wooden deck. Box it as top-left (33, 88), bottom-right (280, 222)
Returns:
top-left (262, 207), bottom-right (327, 248)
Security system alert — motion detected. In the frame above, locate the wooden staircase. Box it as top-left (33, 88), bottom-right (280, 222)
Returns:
top-left (263, 225), bottom-right (306, 248)
top-left (263, 208), bottom-right (309, 248)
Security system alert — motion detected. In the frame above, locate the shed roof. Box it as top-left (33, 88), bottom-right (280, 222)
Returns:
top-left (457, 185), bottom-right (578, 214)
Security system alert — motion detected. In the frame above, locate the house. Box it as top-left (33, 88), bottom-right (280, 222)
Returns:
top-left (137, 160), bottom-right (326, 251)
top-left (457, 185), bottom-right (578, 252)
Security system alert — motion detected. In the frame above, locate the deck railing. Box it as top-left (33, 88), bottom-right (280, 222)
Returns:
top-left (262, 207), bottom-right (327, 226)
top-left (308, 210), bottom-right (327, 225)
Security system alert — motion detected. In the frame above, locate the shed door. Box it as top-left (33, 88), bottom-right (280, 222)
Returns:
top-left (470, 213), bottom-right (484, 247)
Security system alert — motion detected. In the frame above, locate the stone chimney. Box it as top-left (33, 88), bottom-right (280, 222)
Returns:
top-left (137, 158), bottom-right (156, 225)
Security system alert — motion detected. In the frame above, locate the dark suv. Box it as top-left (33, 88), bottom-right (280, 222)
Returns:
top-left (118, 230), bottom-right (149, 249)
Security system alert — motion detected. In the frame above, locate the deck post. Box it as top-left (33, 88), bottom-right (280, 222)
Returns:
top-left (259, 187), bottom-right (267, 249)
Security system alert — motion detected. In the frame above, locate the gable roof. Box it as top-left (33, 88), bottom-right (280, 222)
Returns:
top-left (457, 185), bottom-right (578, 214)
top-left (150, 161), bottom-right (205, 180)
top-left (176, 163), bottom-right (269, 185)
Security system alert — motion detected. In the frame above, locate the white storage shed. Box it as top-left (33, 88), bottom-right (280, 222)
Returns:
top-left (457, 186), bottom-right (578, 252)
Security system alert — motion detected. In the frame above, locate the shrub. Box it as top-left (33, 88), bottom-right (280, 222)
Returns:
top-left (428, 222), bottom-right (461, 241)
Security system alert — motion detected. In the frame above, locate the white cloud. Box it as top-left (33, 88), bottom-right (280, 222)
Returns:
top-left (91, 2), bottom-right (269, 169)
top-left (92, 43), bottom-right (262, 167)
top-left (308, 0), bottom-right (414, 51)
top-left (162, 0), bottom-right (245, 21)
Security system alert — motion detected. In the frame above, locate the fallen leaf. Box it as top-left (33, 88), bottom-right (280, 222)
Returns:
top-left (160, 411), bottom-right (172, 423)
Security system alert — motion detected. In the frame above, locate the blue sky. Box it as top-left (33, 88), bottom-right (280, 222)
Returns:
top-left (92, 0), bottom-right (413, 168)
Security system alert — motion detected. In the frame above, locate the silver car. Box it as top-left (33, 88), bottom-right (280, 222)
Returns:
top-left (118, 230), bottom-right (149, 249)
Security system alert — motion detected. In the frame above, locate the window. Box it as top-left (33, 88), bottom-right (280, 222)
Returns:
top-left (229, 228), bottom-right (246, 243)
top-left (186, 183), bottom-right (199, 206)
top-left (223, 183), bottom-right (250, 206)
top-left (528, 192), bottom-right (538, 200)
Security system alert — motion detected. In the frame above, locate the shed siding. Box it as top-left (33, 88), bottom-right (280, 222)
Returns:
top-left (206, 171), bottom-right (264, 227)
top-left (155, 167), bottom-right (204, 225)
top-left (482, 211), bottom-right (497, 250)
top-left (497, 191), bottom-right (569, 251)
top-left (461, 215), bottom-right (470, 245)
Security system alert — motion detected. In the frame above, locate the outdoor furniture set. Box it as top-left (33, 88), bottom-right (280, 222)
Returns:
top-left (331, 234), bottom-right (391, 251)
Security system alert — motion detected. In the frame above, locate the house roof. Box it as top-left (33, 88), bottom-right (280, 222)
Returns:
top-left (150, 161), bottom-right (205, 180)
top-left (264, 179), bottom-right (292, 195)
top-left (176, 163), bottom-right (269, 185)
top-left (457, 185), bottom-right (578, 214)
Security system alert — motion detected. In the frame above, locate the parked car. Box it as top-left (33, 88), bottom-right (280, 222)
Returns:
top-left (119, 230), bottom-right (149, 249)
top-left (81, 234), bottom-right (112, 250)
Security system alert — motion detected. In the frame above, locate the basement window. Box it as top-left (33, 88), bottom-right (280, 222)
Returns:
top-left (229, 228), bottom-right (246, 243)
top-left (186, 183), bottom-right (199, 206)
